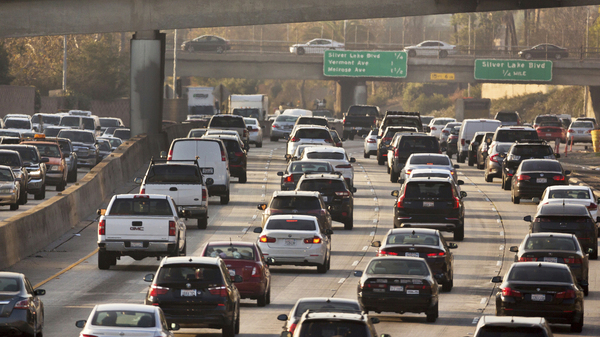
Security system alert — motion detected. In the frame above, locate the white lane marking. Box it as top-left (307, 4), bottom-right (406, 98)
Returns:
top-left (352, 260), bottom-right (359, 266)
top-left (485, 198), bottom-right (490, 202)
top-left (263, 178), bottom-right (268, 181)
top-left (496, 261), bottom-right (502, 266)
top-left (265, 166), bottom-right (268, 169)
top-left (472, 317), bottom-right (480, 324)
top-left (497, 219), bottom-right (501, 223)
top-left (373, 197), bottom-right (377, 201)
top-left (499, 245), bottom-right (504, 251)
top-left (262, 185), bottom-right (265, 189)
top-left (369, 231), bottom-right (375, 236)
top-left (367, 181), bottom-right (372, 185)
top-left (480, 298), bottom-right (487, 304)
top-left (261, 194), bottom-right (265, 198)
top-left (491, 208), bottom-right (496, 211)
top-left (252, 215), bottom-right (257, 220)
top-left (242, 228), bottom-right (248, 233)
top-left (372, 219), bottom-right (377, 223)
top-left (371, 189), bottom-right (375, 193)
top-left (362, 246), bottom-right (368, 251)
top-left (338, 278), bottom-right (346, 284)
top-left (364, 175), bottom-right (368, 178)
top-left (374, 207), bottom-right (379, 212)
top-left (500, 231), bottom-right (504, 236)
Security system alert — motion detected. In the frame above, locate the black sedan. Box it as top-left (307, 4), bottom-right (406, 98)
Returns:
top-left (372, 228), bottom-right (457, 292)
top-left (518, 44), bottom-right (568, 60)
top-left (354, 256), bottom-right (439, 322)
top-left (492, 262), bottom-right (584, 332)
top-left (277, 160), bottom-right (334, 191)
top-left (511, 159), bottom-right (570, 204)
top-left (182, 35), bottom-right (231, 53)
top-left (0, 272), bottom-right (46, 337)
top-left (510, 233), bottom-right (590, 296)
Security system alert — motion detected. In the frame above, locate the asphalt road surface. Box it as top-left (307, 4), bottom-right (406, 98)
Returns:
top-left (9, 140), bottom-right (600, 337)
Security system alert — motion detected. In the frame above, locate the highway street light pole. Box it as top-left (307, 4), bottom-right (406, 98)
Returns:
top-left (173, 29), bottom-right (177, 99)
top-left (62, 35), bottom-right (67, 92)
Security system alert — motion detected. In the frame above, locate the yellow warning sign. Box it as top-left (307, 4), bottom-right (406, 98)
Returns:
top-left (430, 73), bottom-right (455, 81)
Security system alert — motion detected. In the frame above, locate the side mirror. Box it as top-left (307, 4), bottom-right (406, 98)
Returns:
top-left (257, 203), bottom-right (267, 210)
top-left (491, 276), bottom-right (503, 283)
top-left (370, 317), bottom-right (380, 324)
top-left (143, 274), bottom-right (154, 282)
top-left (277, 171), bottom-right (284, 177)
top-left (588, 248), bottom-right (594, 254)
top-left (352, 187), bottom-right (357, 193)
top-left (325, 229), bottom-right (334, 235)
top-left (233, 275), bottom-right (243, 283)
top-left (454, 164), bottom-right (460, 169)
top-left (253, 227), bottom-right (262, 234)
top-left (391, 190), bottom-right (399, 197)
top-left (565, 170), bottom-right (571, 175)
top-left (349, 157), bottom-right (356, 163)
top-left (178, 209), bottom-right (189, 218)
top-left (457, 180), bottom-right (464, 185)
top-left (381, 335), bottom-right (392, 337)
top-left (133, 177), bottom-right (142, 184)
top-left (555, 153), bottom-right (561, 158)
top-left (75, 320), bottom-right (86, 329)
top-left (460, 191), bottom-right (467, 198)
top-left (371, 241), bottom-right (381, 248)
top-left (354, 270), bottom-right (363, 277)
top-left (96, 125), bottom-right (102, 131)
top-left (41, 157), bottom-right (50, 163)
top-left (160, 151), bottom-right (167, 159)
top-left (448, 243), bottom-right (458, 249)
top-left (34, 289), bottom-right (46, 296)
top-left (169, 323), bottom-right (180, 331)
top-left (398, 179), bottom-right (405, 184)
top-left (523, 215), bottom-right (532, 222)
top-left (97, 208), bottom-right (106, 216)
top-left (247, 126), bottom-right (252, 131)
top-left (277, 314), bottom-right (289, 321)
top-left (205, 178), bottom-right (214, 186)
top-left (509, 246), bottom-right (519, 253)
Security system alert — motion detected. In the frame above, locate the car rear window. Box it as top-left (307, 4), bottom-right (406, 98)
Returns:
top-left (210, 116), bottom-right (245, 128)
top-left (188, 130), bottom-right (207, 138)
top-left (146, 165), bottom-right (202, 184)
top-left (156, 264), bottom-right (222, 285)
top-left (525, 237), bottom-right (577, 251)
top-left (60, 116), bottom-right (81, 127)
top-left (82, 118), bottom-right (95, 130)
top-left (571, 121), bottom-right (594, 128)
top-left (205, 245), bottom-right (255, 260)
top-left (0, 277), bottom-right (20, 292)
top-left (113, 130), bottom-right (130, 140)
top-left (298, 118), bottom-right (328, 126)
top-left (398, 137), bottom-right (439, 151)
top-left (434, 119), bottom-right (454, 125)
top-left (294, 301), bottom-right (360, 317)
top-left (478, 326), bottom-right (546, 337)
top-left (520, 160), bottom-right (561, 172)
top-left (547, 189), bottom-right (590, 199)
top-left (495, 112), bottom-right (519, 121)
top-left (409, 156), bottom-right (449, 165)
top-left (387, 233), bottom-right (439, 245)
top-left (276, 115), bottom-right (299, 123)
top-left (109, 198), bottom-right (173, 216)
top-left (348, 106), bottom-right (379, 116)
top-left (538, 121), bottom-right (562, 127)
top-left (386, 117), bottom-right (422, 129)
top-left (513, 145), bottom-right (553, 156)
top-left (295, 129), bottom-right (331, 140)
top-left (367, 259), bottom-right (429, 275)
top-left (0, 153), bottom-right (20, 166)
top-left (100, 119), bottom-right (121, 127)
top-left (298, 179), bottom-right (346, 193)
top-left (535, 116), bottom-right (560, 124)
top-left (265, 219), bottom-right (317, 231)
top-left (91, 311), bottom-right (155, 328)
top-left (290, 162), bottom-right (332, 173)
top-left (495, 130), bottom-right (538, 142)
top-left (222, 139), bottom-right (243, 153)
top-left (5, 119), bottom-right (31, 129)
top-left (299, 320), bottom-right (369, 337)
top-left (271, 196), bottom-right (321, 210)
top-left (508, 266), bottom-right (572, 283)
top-left (306, 152), bottom-right (345, 160)
top-left (405, 182), bottom-right (453, 199)
top-left (58, 130), bottom-right (95, 143)
top-left (0, 168), bottom-right (13, 181)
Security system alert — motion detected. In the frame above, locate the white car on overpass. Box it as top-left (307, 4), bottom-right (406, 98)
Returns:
top-left (289, 39), bottom-right (344, 55)
top-left (404, 40), bottom-right (457, 58)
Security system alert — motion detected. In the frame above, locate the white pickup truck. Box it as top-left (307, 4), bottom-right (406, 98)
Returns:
top-left (134, 160), bottom-right (212, 229)
top-left (96, 194), bottom-right (187, 270)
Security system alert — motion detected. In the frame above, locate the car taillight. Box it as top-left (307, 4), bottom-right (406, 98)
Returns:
top-left (13, 299), bottom-right (30, 309)
top-left (202, 188), bottom-right (207, 201)
top-left (169, 221), bottom-right (176, 236)
top-left (98, 220), bottom-right (105, 235)
top-left (405, 169), bottom-right (413, 175)
top-left (140, 187), bottom-right (146, 194)
top-left (431, 127), bottom-right (437, 131)
top-left (367, 138), bottom-right (376, 143)
top-left (336, 164), bottom-right (351, 169)
top-left (81, 334), bottom-right (99, 337)
top-left (325, 138), bottom-right (333, 143)
top-left (442, 130), bottom-right (449, 134)
top-left (406, 283), bottom-right (432, 293)
top-left (563, 257), bottom-right (583, 264)
top-left (167, 150), bottom-right (173, 161)
top-left (461, 139), bottom-right (465, 146)
top-left (304, 236), bottom-right (322, 244)
top-left (149, 284), bottom-right (169, 297)
top-left (289, 323), bottom-right (298, 334)
top-left (251, 266), bottom-right (260, 277)
top-left (501, 287), bottom-right (522, 297)
top-left (518, 256), bottom-right (537, 262)
top-left (586, 130), bottom-right (592, 133)
top-left (378, 250), bottom-right (398, 256)
top-left (259, 235), bottom-right (276, 243)
top-left (394, 148), bottom-right (399, 157)
top-left (556, 290), bottom-right (576, 299)
top-left (285, 175), bottom-right (294, 183)
top-left (382, 137), bottom-right (392, 143)
top-left (568, 129), bottom-right (573, 133)
top-left (427, 252), bottom-right (446, 258)
top-left (363, 283), bottom-right (387, 289)
top-left (553, 175), bottom-right (565, 181)
top-left (208, 286), bottom-right (228, 297)
top-left (272, 123), bottom-right (280, 129)
top-left (342, 117), bottom-right (346, 124)
top-left (290, 137), bottom-right (299, 142)
top-left (243, 129), bottom-right (248, 137)
top-left (588, 203), bottom-right (597, 210)
top-left (490, 154), bottom-right (500, 163)
top-left (397, 192), bottom-right (406, 208)
top-left (517, 174), bottom-right (531, 181)
top-left (335, 191), bottom-right (350, 198)
top-left (234, 151), bottom-right (244, 157)
top-left (453, 196), bottom-right (460, 209)
top-left (221, 148), bottom-right (227, 161)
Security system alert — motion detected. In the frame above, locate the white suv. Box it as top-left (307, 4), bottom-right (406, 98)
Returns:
top-left (286, 125), bottom-right (334, 159)
top-left (300, 146), bottom-right (355, 188)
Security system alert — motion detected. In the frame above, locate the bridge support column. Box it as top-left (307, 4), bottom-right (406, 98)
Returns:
top-left (335, 80), bottom-right (368, 115)
top-left (585, 86), bottom-right (600, 122)
top-left (130, 30), bottom-right (165, 137)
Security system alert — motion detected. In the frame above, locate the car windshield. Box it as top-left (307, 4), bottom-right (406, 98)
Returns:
top-left (294, 301), bottom-right (360, 317)
top-left (525, 237), bottom-right (577, 251)
top-left (0, 168), bottom-right (13, 181)
top-left (0, 277), bottom-right (19, 292)
top-left (508, 266), bottom-right (572, 283)
top-left (146, 165), bottom-right (202, 184)
top-left (299, 320), bottom-right (369, 337)
top-left (33, 144), bottom-right (61, 158)
top-left (539, 121), bottom-right (562, 127)
top-left (0, 131), bottom-right (20, 137)
top-left (109, 198), bottom-right (173, 216)
top-left (548, 189), bottom-right (590, 199)
top-left (512, 145), bottom-right (553, 156)
top-left (233, 108), bottom-right (260, 118)
top-left (91, 310), bottom-right (155, 328)
top-left (387, 233), bottom-right (439, 245)
top-left (289, 162), bottom-right (332, 173)
top-left (59, 116), bottom-right (81, 127)
top-left (100, 119), bottom-right (121, 127)
top-left (1, 147), bottom-right (38, 162)
top-left (265, 219), bottom-right (317, 231)
top-left (405, 182), bottom-right (453, 199)
top-left (5, 119), bottom-right (31, 129)
top-left (244, 119), bottom-right (257, 125)
top-left (204, 245), bottom-right (255, 260)
top-left (210, 117), bottom-right (245, 128)
top-left (399, 137), bottom-right (438, 151)
top-left (222, 139), bottom-right (243, 153)
top-left (98, 141), bottom-right (111, 151)
top-left (270, 196), bottom-right (321, 210)
top-left (495, 130), bottom-right (538, 142)
top-left (276, 115), bottom-right (299, 123)
top-left (298, 179), bottom-right (346, 193)
top-left (156, 264), bottom-right (222, 285)
top-left (58, 130), bottom-right (94, 143)
top-left (367, 259), bottom-right (429, 275)
top-left (57, 141), bottom-right (71, 153)
top-left (306, 152), bottom-right (345, 160)
top-left (494, 144), bottom-right (513, 153)
top-left (520, 161), bottom-right (562, 172)
top-left (189, 129), bottom-right (207, 137)
top-left (477, 326), bottom-right (546, 337)
top-left (295, 129), bottom-right (331, 140)
top-left (409, 156), bottom-right (449, 165)
top-left (386, 117), bottom-right (421, 129)
top-left (0, 154), bottom-right (20, 166)
top-left (535, 116), bottom-right (559, 124)
top-left (571, 121), bottom-right (594, 128)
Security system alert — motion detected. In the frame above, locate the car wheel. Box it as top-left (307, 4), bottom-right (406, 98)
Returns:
top-left (220, 191), bottom-right (230, 205)
top-left (19, 189), bottom-right (27, 205)
top-left (239, 171), bottom-right (247, 183)
top-left (377, 154), bottom-right (385, 165)
top-left (590, 248), bottom-right (598, 260)
top-left (235, 308), bottom-right (240, 334)
top-left (270, 136), bottom-right (278, 142)
top-left (256, 142), bottom-right (262, 148)
top-left (555, 53), bottom-right (562, 60)
top-left (408, 50), bottom-right (417, 57)
top-left (442, 275), bottom-right (453, 292)
top-left (67, 167), bottom-right (77, 182)
top-left (485, 172), bottom-right (493, 183)
top-left (453, 225), bottom-right (464, 241)
top-left (468, 155), bottom-right (474, 166)
top-left (583, 284), bottom-right (589, 296)
top-left (426, 302), bottom-right (438, 322)
top-left (512, 190), bottom-right (520, 204)
top-left (266, 288), bottom-right (271, 304)
top-left (457, 153), bottom-right (465, 163)
top-left (216, 46), bottom-right (224, 54)
top-left (525, 53), bottom-right (532, 60)
top-left (56, 180), bottom-right (66, 192)
top-left (222, 317), bottom-right (235, 337)
top-left (570, 314), bottom-right (583, 333)
top-left (257, 291), bottom-right (267, 307)
top-left (10, 203), bottom-right (18, 211)
top-left (297, 47), bottom-right (305, 55)
top-left (98, 250), bottom-right (111, 270)
top-left (344, 215), bottom-right (353, 230)
top-left (198, 216), bottom-right (208, 229)
top-left (503, 176), bottom-right (511, 191)
top-left (439, 50), bottom-right (448, 58)
top-left (390, 170), bottom-right (399, 183)
top-left (364, 151), bottom-right (369, 159)
top-left (317, 261), bottom-right (327, 274)
top-left (387, 165), bottom-right (390, 174)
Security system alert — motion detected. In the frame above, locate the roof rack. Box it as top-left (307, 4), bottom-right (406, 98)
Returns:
top-left (385, 111), bottom-right (420, 117)
top-left (150, 157), bottom-right (200, 166)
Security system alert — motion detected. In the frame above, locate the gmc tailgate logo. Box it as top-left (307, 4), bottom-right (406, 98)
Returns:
top-left (130, 227), bottom-right (144, 231)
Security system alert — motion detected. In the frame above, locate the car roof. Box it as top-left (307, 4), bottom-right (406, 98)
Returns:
top-left (162, 256), bottom-right (221, 266)
top-left (388, 228), bottom-right (439, 235)
top-left (301, 173), bottom-right (345, 181)
top-left (203, 134), bottom-right (239, 141)
top-left (94, 303), bottom-right (157, 312)
top-left (294, 125), bottom-right (329, 130)
top-left (406, 177), bottom-right (452, 183)
top-left (206, 241), bottom-right (254, 247)
top-left (511, 261), bottom-right (570, 270)
top-left (545, 185), bottom-right (590, 191)
top-left (0, 271), bottom-right (23, 278)
top-left (267, 214), bottom-right (319, 221)
top-left (301, 311), bottom-right (367, 322)
top-left (273, 190), bottom-right (321, 198)
top-left (410, 168), bottom-right (452, 174)
top-left (297, 297), bottom-right (359, 304)
top-left (526, 232), bottom-right (576, 240)
top-left (114, 194), bottom-right (169, 199)
top-left (409, 153), bottom-right (448, 158)
top-left (303, 146), bottom-right (344, 153)
top-left (211, 114), bottom-right (242, 119)
top-left (537, 203), bottom-right (590, 216)
top-left (478, 315), bottom-right (546, 327)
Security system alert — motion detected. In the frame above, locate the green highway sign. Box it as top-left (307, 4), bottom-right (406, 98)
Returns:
top-left (474, 59), bottom-right (553, 81)
top-left (324, 50), bottom-right (407, 78)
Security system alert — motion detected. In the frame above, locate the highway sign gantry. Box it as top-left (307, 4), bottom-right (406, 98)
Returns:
top-left (324, 50), bottom-right (407, 78)
top-left (474, 59), bottom-right (553, 81)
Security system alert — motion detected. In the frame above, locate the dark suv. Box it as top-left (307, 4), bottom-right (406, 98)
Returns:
top-left (208, 115), bottom-right (249, 150)
top-left (494, 110), bottom-right (521, 126)
top-left (524, 204), bottom-right (599, 260)
top-left (391, 177), bottom-right (467, 240)
top-left (378, 111), bottom-right (423, 138)
top-left (388, 134), bottom-right (440, 183)
top-left (258, 191), bottom-right (332, 233)
top-left (143, 257), bottom-right (242, 336)
top-left (511, 159), bottom-right (570, 203)
top-left (203, 134), bottom-right (247, 183)
top-left (296, 173), bottom-right (356, 230)
top-left (377, 126), bottom-right (418, 165)
top-left (501, 140), bottom-right (557, 190)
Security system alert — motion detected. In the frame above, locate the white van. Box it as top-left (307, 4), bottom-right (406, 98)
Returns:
top-left (281, 109), bottom-right (313, 117)
top-left (457, 119), bottom-right (501, 163)
top-left (167, 138), bottom-right (231, 204)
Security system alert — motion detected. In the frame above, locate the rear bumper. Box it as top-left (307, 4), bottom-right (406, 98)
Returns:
top-left (160, 308), bottom-right (231, 329)
top-left (236, 281), bottom-right (267, 299)
top-left (498, 303), bottom-right (580, 324)
top-left (514, 182), bottom-right (567, 199)
top-left (99, 241), bottom-right (176, 256)
top-left (77, 156), bottom-right (97, 166)
top-left (0, 311), bottom-right (34, 336)
top-left (397, 222), bottom-right (457, 232)
top-left (359, 293), bottom-right (436, 314)
top-left (394, 212), bottom-right (462, 229)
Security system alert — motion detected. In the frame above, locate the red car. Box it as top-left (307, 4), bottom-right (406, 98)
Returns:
top-left (201, 241), bottom-right (272, 306)
top-left (536, 122), bottom-right (566, 143)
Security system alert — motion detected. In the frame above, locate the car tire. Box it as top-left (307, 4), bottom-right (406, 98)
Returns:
top-left (10, 203), bottom-right (18, 211)
top-left (344, 216), bottom-right (353, 230)
top-left (34, 184), bottom-right (46, 200)
top-left (317, 261), bottom-right (327, 274)
top-left (235, 308), bottom-right (240, 334)
top-left (583, 285), bottom-right (589, 296)
top-left (349, 134), bottom-right (355, 141)
top-left (216, 46), bottom-right (224, 54)
top-left (512, 190), bottom-right (520, 204)
top-left (525, 53), bottom-right (532, 60)
top-left (390, 170), bottom-right (399, 183)
top-left (439, 50), bottom-right (448, 58)
top-left (457, 153), bottom-right (465, 163)
top-left (485, 172), bottom-right (493, 183)
top-left (468, 156), bottom-right (474, 166)
top-left (56, 180), bottom-right (66, 192)
top-left (198, 217), bottom-right (208, 230)
top-left (222, 317), bottom-right (235, 337)
top-left (502, 176), bottom-right (511, 191)
top-left (377, 155), bottom-right (385, 165)
top-left (270, 136), bottom-right (278, 142)
top-left (297, 47), bottom-right (305, 55)
top-left (220, 191), bottom-right (230, 205)
top-left (570, 314), bottom-right (584, 333)
top-left (442, 275), bottom-right (453, 292)
top-left (19, 189), bottom-right (27, 205)
top-left (387, 165), bottom-right (390, 174)
top-left (67, 167), bottom-right (77, 182)
top-left (555, 53), bottom-right (562, 60)
top-left (453, 225), bottom-right (464, 241)
top-left (266, 288), bottom-right (271, 304)
top-left (180, 243), bottom-right (187, 256)
top-left (408, 50), bottom-right (417, 57)
top-left (256, 142), bottom-right (262, 148)
top-left (98, 250), bottom-right (111, 270)
top-left (239, 172), bottom-right (247, 183)
top-left (426, 302), bottom-right (438, 322)
top-left (257, 291), bottom-right (267, 307)
top-left (590, 248), bottom-right (598, 260)
top-left (364, 151), bottom-right (369, 159)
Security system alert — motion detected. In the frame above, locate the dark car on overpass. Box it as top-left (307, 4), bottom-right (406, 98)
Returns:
top-left (518, 43), bottom-right (568, 60)
top-left (181, 35), bottom-right (231, 54)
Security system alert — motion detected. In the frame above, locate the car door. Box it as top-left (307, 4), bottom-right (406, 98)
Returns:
top-left (194, 36), bottom-right (208, 51)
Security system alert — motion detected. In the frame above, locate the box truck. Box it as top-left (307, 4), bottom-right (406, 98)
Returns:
top-left (228, 94), bottom-right (269, 121)
top-left (187, 87), bottom-right (218, 115)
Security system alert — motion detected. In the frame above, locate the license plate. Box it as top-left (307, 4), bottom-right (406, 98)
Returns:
top-left (181, 289), bottom-right (197, 297)
top-left (406, 290), bottom-right (419, 295)
top-left (202, 168), bottom-right (214, 174)
top-left (531, 294), bottom-right (546, 301)
top-left (423, 201), bottom-right (434, 207)
top-left (543, 257), bottom-right (558, 263)
top-left (130, 242), bottom-right (143, 248)
top-left (285, 239), bottom-right (296, 246)
top-left (536, 178), bottom-right (547, 183)
top-left (405, 252), bottom-right (419, 257)
top-left (546, 133), bottom-right (552, 137)
top-left (229, 270), bottom-right (236, 277)
top-left (578, 130), bottom-right (584, 133)
top-left (373, 288), bottom-right (385, 293)
top-left (390, 286), bottom-right (404, 292)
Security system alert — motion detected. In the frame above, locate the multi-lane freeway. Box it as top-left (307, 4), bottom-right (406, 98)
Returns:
top-left (8, 139), bottom-right (600, 337)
